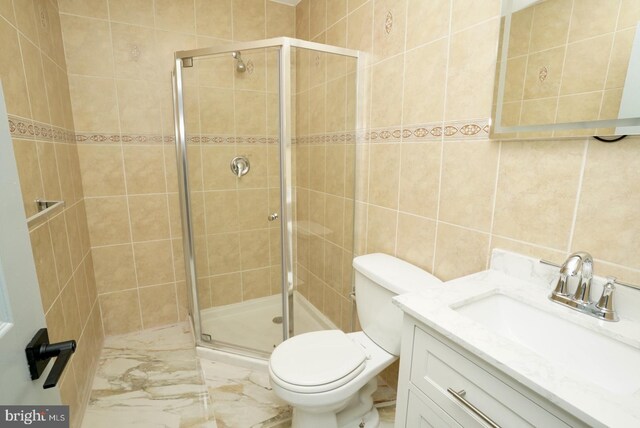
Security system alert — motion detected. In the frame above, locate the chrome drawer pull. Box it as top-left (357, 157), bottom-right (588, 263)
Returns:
top-left (447, 388), bottom-right (501, 428)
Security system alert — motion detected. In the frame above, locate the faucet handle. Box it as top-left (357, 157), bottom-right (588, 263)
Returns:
top-left (595, 276), bottom-right (619, 321)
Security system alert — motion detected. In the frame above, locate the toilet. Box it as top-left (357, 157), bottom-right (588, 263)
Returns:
top-left (268, 253), bottom-right (442, 427)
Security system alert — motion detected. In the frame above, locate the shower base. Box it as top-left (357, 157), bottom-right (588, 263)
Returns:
top-left (199, 291), bottom-right (337, 355)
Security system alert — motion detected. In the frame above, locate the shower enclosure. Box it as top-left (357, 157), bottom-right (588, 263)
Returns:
top-left (173, 38), bottom-right (362, 358)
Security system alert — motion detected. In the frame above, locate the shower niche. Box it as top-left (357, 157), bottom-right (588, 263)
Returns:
top-left (173, 38), bottom-right (361, 358)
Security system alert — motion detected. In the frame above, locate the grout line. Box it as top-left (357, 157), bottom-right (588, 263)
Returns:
top-left (486, 140), bottom-right (503, 268)
top-left (597, 0), bottom-right (623, 121)
top-left (104, 0), bottom-right (144, 331)
top-left (430, 0), bottom-right (454, 275)
top-left (566, 139), bottom-right (589, 253)
top-left (393, 0), bottom-right (411, 257)
top-left (551, 0), bottom-right (575, 127)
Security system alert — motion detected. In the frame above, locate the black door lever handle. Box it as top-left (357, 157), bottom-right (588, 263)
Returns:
top-left (25, 328), bottom-right (77, 389)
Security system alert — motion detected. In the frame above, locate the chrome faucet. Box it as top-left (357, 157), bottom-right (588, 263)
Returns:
top-left (548, 252), bottom-right (618, 321)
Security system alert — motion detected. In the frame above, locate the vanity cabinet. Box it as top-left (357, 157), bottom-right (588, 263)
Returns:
top-left (395, 316), bottom-right (589, 428)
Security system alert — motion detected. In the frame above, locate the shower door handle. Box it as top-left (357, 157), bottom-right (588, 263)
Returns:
top-left (268, 213), bottom-right (279, 221)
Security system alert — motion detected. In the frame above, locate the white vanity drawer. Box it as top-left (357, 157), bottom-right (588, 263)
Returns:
top-left (406, 387), bottom-right (462, 428)
top-left (410, 326), bottom-right (573, 428)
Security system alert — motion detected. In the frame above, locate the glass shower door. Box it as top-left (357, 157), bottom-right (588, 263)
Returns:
top-left (181, 46), bottom-right (285, 355)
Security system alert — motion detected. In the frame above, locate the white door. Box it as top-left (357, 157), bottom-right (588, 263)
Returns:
top-left (0, 83), bottom-right (60, 404)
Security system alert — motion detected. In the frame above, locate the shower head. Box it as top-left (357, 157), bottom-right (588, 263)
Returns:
top-left (232, 51), bottom-right (246, 73)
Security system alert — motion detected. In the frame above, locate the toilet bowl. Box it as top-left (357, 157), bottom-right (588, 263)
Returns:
top-left (268, 253), bottom-right (442, 427)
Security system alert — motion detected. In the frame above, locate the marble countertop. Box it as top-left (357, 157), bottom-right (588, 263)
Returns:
top-left (393, 249), bottom-right (640, 428)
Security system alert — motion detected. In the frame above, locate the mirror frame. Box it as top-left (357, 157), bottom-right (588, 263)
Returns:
top-left (491, 0), bottom-right (640, 138)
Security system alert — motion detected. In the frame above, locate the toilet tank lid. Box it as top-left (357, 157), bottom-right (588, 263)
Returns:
top-left (353, 253), bottom-right (442, 294)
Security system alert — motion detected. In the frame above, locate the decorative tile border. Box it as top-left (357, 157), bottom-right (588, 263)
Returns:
top-left (370, 119), bottom-right (491, 143)
top-left (8, 115), bottom-right (75, 143)
top-left (9, 116), bottom-right (491, 147)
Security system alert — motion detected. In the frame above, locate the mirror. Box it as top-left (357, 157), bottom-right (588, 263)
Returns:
top-left (493, 0), bottom-right (640, 138)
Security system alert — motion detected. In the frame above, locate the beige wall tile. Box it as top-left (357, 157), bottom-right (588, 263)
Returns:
top-left (445, 18), bottom-right (499, 120)
top-left (370, 57), bottom-right (403, 127)
top-left (36, 141), bottom-right (61, 201)
top-left (368, 144), bottom-right (400, 209)
top-left (116, 80), bottom-right (163, 134)
top-left (406, 0), bottom-right (449, 50)
top-left (572, 139), bottom-right (640, 269)
top-left (618, 0), bottom-right (640, 29)
top-left (529, 0), bottom-right (571, 53)
top-left (522, 46), bottom-right (565, 100)
top-left (128, 194), bottom-right (171, 241)
top-left (490, 235), bottom-right (565, 265)
top-left (606, 28), bottom-right (635, 90)
top-left (296, 0), bottom-right (310, 40)
top-left (396, 213), bottom-right (436, 272)
top-left (568, 0), bottom-right (619, 43)
top-left (560, 34), bottom-right (613, 95)
top-left (58, 0), bottom-right (108, 19)
top-left (211, 272), bottom-right (242, 305)
top-left (111, 23), bottom-right (159, 81)
top-left (208, 232), bottom-right (241, 274)
top-left (13, 140), bottom-right (44, 218)
top-left (30, 224), bottom-right (59, 312)
top-left (20, 36), bottom-right (49, 123)
top-left (0, 17), bottom-right (31, 117)
top-left (92, 244), bottom-right (136, 293)
top-left (238, 188), bottom-right (268, 229)
top-left (556, 92), bottom-right (602, 123)
top-left (239, 229), bottom-right (270, 269)
top-left (346, 0), bottom-right (373, 52)
top-left (372, 0), bottom-right (406, 62)
top-left (84, 196), bottom-right (131, 246)
top-left (140, 283), bottom-right (179, 328)
top-left (49, 213), bottom-right (73, 288)
top-left (327, 0), bottom-right (347, 28)
top-left (366, 204), bottom-right (396, 255)
top-left (325, 145), bottom-right (346, 196)
top-left (204, 191), bottom-right (240, 234)
top-left (398, 142), bottom-right (440, 218)
top-left (439, 140), bottom-right (499, 231)
top-left (78, 145), bottom-right (126, 197)
top-left (234, 90), bottom-right (266, 135)
top-left (155, 0), bottom-right (195, 34)
top-left (60, 14), bottom-right (113, 77)
top-left (199, 87), bottom-right (235, 134)
top-left (109, 0), bottom-right (154, 26)
top-left (232, 0), bottom-right (266, 41)
top-left (402, 39), bottom-right (447, 124)
top-left (242, 267), bottom-right (271, 299)
top-left (493, 140), bottom-right (584, 250)
top-left (68, 76), bottom-right (119, 132)
top-left (60, 280), bottom-right (82, 339)
top-left (10, 0), bottom-right (34, 42)
top-left (309, 0), bottom-right (326, 38)
top-left (451, 0), bottom-right (499, 33)
top-left (99, 290), bottom-right (142, 335)
top-left (196, 0), bottom-right (232, 39)
top-left (123, 146), bottom-right (166, 194)
top-left (434, 223), bottom-right (489, 281)
top-left (134, 240), bottom-right (174, 286)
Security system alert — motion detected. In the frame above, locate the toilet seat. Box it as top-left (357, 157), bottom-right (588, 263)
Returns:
top-left (269, 330), bottom-right (368, 394)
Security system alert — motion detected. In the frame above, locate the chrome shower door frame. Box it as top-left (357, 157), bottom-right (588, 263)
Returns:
top-left (172, 37), bottom-right (361, 358)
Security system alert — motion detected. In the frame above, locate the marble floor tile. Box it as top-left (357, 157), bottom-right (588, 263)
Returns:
top-left (82, 323), bottom-right (216, 428)
top-left (82, 321), bottom-right (396, 427)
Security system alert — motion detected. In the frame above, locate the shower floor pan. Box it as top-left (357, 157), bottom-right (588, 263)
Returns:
top-left (199, 291), bottom-right (338, 354)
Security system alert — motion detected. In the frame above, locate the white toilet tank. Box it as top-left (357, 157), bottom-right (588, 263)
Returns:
top-left (353, 253), bottom-right (442, 355)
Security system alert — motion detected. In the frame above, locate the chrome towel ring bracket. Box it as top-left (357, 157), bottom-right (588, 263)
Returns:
top-left (230, 156), bottom-right (250, 177)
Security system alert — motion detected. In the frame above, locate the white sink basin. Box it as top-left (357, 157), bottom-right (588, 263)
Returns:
top-left (455, 293), bottom-right (640, 394)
